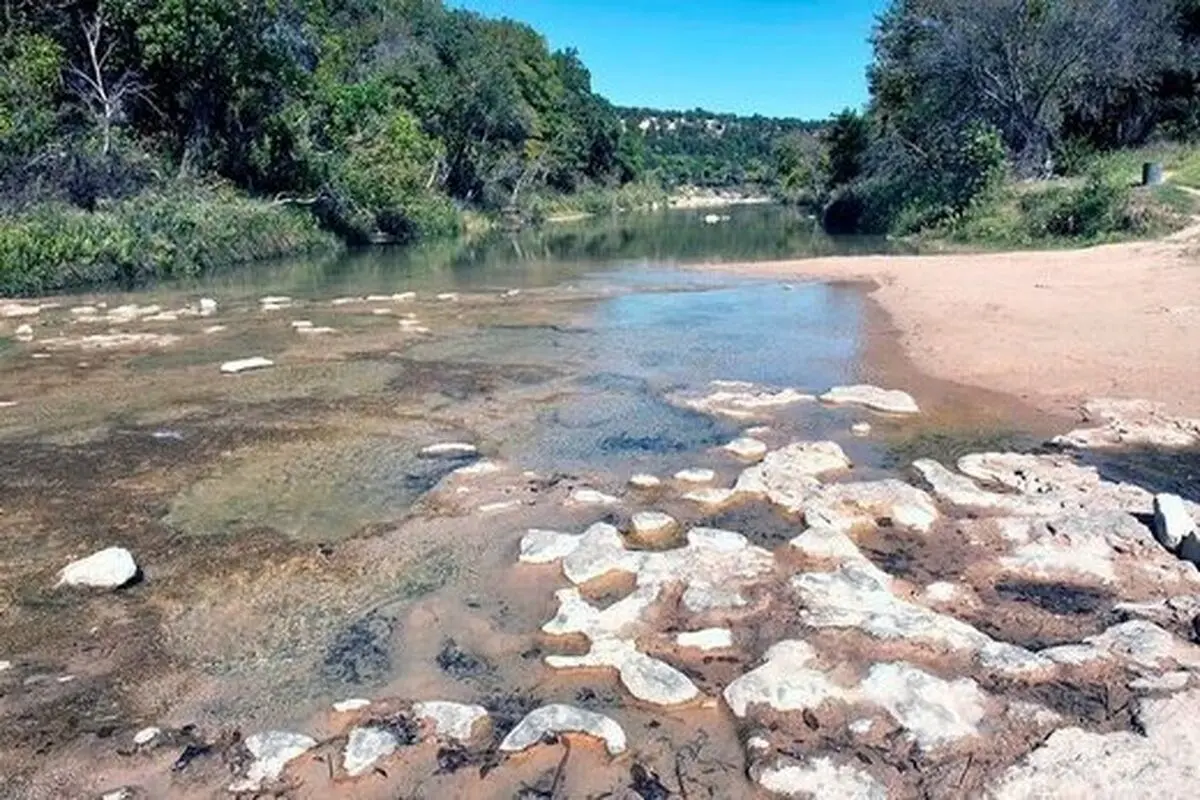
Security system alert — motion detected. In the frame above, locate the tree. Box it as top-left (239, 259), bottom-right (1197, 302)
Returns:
top-left (871, 0), bottom-right (1180, 176)
top-left (823, 109), bottom-right (868, 187)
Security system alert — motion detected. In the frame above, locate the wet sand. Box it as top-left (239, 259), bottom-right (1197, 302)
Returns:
top-left (695, 226), bottom-right (1200, 417)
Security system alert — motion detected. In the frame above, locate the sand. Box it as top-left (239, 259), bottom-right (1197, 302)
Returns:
top-left (700, 224), bottom-right (1200, 417)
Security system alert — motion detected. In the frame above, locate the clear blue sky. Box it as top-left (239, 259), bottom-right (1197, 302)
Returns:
top-left (450, 0), bottom-right (886, 120)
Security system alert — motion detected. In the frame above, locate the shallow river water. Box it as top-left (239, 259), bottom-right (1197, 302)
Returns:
top-left (3, 206), bottom-right (1196, 799)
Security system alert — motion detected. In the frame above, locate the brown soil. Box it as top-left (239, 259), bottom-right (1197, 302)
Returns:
top-left (695, 226), bottom-right (1200, 417)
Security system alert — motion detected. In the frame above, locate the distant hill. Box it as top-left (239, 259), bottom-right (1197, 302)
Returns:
top-left (616, 107), bottom-right (824, 189)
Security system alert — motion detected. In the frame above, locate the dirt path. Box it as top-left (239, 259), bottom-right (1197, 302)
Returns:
top-left (695, 224), bottom-right (1200, 417)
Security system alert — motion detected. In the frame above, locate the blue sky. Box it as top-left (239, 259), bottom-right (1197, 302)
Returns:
top-left (451, 0), bottom-right (886, 120)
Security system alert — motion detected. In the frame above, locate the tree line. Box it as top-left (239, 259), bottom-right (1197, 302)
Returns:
top-left (616, 107), bottom-right (821, 190)
top-left (812, 0), bottom-right (1200, 235)
top-left (0, 0), bottom-right (649, 247)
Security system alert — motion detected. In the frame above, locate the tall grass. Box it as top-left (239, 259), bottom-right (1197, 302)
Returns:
top-left (0, 184), bottom-right (338, 296)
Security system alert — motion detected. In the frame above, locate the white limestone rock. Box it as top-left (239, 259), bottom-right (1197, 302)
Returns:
top-left (1041, 620), bottom-right (1200, 671)
top-left (724, 641), bottom-right (845, 717)
top-left (803, 480), bottom-right (939, 534)
top-left (724, 437), bottom-right (768, 461)
top-left (676, 628), bottom-right (733, 651)
top-left (790, 526), bottom-right (870, 563)
top-left (1053, 398), bottom-right (1200, 450)
top-left (332, 698), bottom-right (371, 713)
top-left (546, 637), bottom-right (699, 705)
top-left (452, 459), bottom-right (501, 477)
top-left (229, 731), bottom-right (317, 792)
top-left (343, 727), bottom-right (398, 777)
top-left (133, 727), bottom-right (161, 746)
top-left (674, 468), bottom-right (716, 484)
top-left (413, 701), bottom-right (489, 742)
top-left (57, 547), bottom-right (138, 589)
top-left (220, 357), bottom-right (274, 375)
top-left (851, 422), bottom-right (873, 437)
top-left (987, 690), bottom-right (1200, 799)
top-left (1155, 493), bottom-right (1196, 552)
top-left (629, 511), bottom-right (678, 545)
top-left (499, 704), bottom-right (626, 755)
top-left (15, 324), bottom-right (34, 342)
top-left (735, 441), bottom-right (851, 511)
top-left (561, 523), bottom-right (645, 584)
top-left (682, 487), bottom-right (736, 508)
top-left (519, 529), bottom-right (584, 565)
top-left (860, 663), bottom-right (986, 749)
top-left (756, 757), bottom-right (886, 799)
top-left (419, 442), bottom-right (478, 458)
top-left (1129, 671), bottom-right (1190, 692)
top-left (821, 385), bottom-right (919, 415)
top-left (568, 488), bottom-right (620, 506)
top-left (628, 473), bottom-right (662, 489)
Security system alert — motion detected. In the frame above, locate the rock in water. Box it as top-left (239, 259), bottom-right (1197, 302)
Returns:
top-left (220, 357), bottom-right (274, 375)
top-left (629, 474), bottom-right (662, 489)
top-left (230, 731), bottom-right (316, 792)
top-left (1154, 493), bottom-right (1196, 552)
top-left (499, 704), bottom-right (626, 755)
top-left (57, 547), bottom-right (138, 589)
top-left (756, 757), bottom-right (887, 800)
top-left (725, 437), bottom-right (769, 461)
top-left (629, 512), bottom-right (678, 546)
top-left (343, 727), bottom-right (398, 777)
top-left (676, 628), bottom-right (733, 651)
top-left (419, 442), bottom-right (478, 459)
top-left (820, 385), bottom-right (920, 415)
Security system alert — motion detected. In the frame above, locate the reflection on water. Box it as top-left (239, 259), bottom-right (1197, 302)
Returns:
top-left (179, 204), bottom-right (898, 298)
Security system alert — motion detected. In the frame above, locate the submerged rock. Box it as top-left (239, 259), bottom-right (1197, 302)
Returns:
top-left (669, 380), bottom-right (814, 420)
top-left (230, 731), bottom-right (317, 792)
top-left (821, 385), bottom-right (920, 415)
top-left (57, 547), bottom-right (138, 589)
top-left (343, 727), bottom-right (398, 777)
top-left (332, 698), bottom-right (371, 713)
top-left (499, 704), bottom-right (626, 755)
top-left (546, 637), bottom-right (699, 705)
top-left (724, 641), bottom-right (843, 717)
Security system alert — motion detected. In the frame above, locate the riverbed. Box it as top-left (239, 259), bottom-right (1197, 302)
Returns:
top-left (3, 206), bottom-right (1200, 799)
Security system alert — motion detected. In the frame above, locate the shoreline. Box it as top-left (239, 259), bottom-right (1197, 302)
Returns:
top-left (692, 226), bottom-right (1200, 417)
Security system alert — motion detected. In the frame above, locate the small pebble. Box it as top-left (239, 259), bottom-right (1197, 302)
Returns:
top-left (851, 422), bottom-right (872, 437)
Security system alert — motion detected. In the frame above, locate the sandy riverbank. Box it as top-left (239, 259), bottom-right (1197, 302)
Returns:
top-left (698, 226), bottom-right (1200, 417)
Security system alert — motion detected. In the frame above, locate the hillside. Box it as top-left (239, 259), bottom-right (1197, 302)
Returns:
top-left (617, 107), bottom-right (823, 188)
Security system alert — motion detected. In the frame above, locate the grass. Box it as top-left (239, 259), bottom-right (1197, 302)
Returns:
top-left (522, 180), bottom-right (669, 221)
top-left (1083, 143), bottom-right (1200, 189)
top-left (0, 183), bottom-right (339, 296)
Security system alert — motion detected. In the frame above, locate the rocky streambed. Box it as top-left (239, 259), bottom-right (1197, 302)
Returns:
top-left (2, 278), bottom-right (1200, 799)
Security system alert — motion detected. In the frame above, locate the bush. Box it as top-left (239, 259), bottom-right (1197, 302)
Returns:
top-left (0, 185), bottom-right (338, 295)
top-left (1021, 177), bottom-right (1136, 239)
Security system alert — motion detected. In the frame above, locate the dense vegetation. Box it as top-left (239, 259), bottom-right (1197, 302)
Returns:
top-left (616, 107), bottom-right (820, 190)
top-left (0, 0), bottom-right (648, 293)
top-left (815, 0), bottom-right (1200, 242)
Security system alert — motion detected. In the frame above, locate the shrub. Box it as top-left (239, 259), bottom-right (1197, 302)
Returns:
top-left (0, 185), bottom-right (338, 295)
top-left (1021, 176), bottom-right (1135, 239)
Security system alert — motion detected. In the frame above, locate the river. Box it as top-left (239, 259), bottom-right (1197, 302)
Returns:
top-left (0, 205), bottom-right (1102, 798)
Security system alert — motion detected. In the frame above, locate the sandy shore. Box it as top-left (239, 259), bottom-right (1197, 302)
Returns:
top-left (699, 226), bottom-right (1200, 417)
